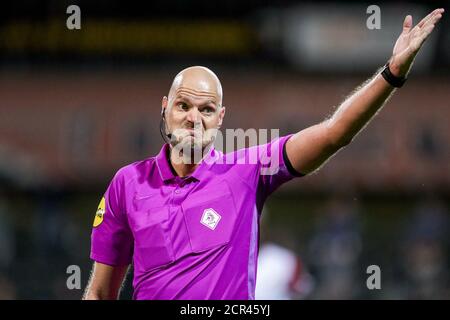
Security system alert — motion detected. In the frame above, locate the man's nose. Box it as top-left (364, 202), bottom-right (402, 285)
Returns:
top-left (186, 107), bottom-right (201, 124)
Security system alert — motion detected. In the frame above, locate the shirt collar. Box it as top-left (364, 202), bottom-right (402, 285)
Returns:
top-left (155, 143), bottom-right (219, 183)
top-left (155, 143), bottom-right (176, 182)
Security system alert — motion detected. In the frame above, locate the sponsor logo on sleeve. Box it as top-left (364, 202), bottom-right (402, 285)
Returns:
top-left (93, 197), bottom-right (105, 227)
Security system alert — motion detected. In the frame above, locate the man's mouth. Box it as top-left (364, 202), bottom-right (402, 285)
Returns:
top-left (184, 128), bottom-right (202, 136)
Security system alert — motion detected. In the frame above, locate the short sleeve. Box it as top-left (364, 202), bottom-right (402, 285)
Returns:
top-left (90, 170), bottom-right (134, 266)
top-left (257, 134), bottom-right (304, 206)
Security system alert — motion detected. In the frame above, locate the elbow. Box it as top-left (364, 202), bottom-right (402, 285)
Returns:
top-left (333, 135), bottom-right (353, 148)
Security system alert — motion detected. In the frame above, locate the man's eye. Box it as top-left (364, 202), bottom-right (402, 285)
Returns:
top-left (179, 103), bottom-right (189, 110)
top-left (202, 108), bottom-right (214, 114)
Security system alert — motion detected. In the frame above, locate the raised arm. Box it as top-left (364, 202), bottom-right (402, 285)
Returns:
top-left (82, 262), bottom-right (129, 300)
top-left (285, 8), bottom-right (444, 175)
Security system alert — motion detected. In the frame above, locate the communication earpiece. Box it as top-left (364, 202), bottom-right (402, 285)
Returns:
top-left (159, 108), bottom-right (172, 142)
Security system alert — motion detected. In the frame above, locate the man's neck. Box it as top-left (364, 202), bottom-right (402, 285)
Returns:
top-left (168, 144), bottom-right (211, 178)
top-left (169, 157), bottom-right (198, 178)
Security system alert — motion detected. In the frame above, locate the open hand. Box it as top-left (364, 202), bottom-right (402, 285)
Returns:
top-left (390, 8), bottom-right (445, 77)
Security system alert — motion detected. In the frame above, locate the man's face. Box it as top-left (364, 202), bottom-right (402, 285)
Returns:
top-left (162, 67), bottom-right (225, 153)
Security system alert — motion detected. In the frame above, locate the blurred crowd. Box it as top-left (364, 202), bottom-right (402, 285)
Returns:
top-left (255, 195), bottom-right (450, 300)
top-left (0, 188), bottom-right (448, 299)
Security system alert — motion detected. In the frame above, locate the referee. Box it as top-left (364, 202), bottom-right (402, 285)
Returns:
top-left (83, 9), bottom-right (444, 300)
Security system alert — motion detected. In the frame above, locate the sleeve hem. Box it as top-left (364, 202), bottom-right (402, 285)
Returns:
top-left (282, 136), bottom-right (306, 177)
top-left (90, 252), bottom-right (131, 267)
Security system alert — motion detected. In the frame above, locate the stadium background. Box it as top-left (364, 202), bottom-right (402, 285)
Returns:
top-left (0, 0), bottom-right (449, 299)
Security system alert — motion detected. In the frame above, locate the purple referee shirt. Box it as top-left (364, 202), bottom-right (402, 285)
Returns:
top-left (90, 134), bottom-right (302, 300)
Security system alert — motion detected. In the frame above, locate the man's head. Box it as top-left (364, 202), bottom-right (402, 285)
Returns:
top-left (161, 66), bottom-right (225, 152)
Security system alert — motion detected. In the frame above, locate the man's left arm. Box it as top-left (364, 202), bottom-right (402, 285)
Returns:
top-left (286, 8), bottom-right (444, 176)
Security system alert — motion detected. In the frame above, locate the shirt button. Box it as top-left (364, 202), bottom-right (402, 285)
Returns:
top-left (174, 190), bottom-right (180, 194)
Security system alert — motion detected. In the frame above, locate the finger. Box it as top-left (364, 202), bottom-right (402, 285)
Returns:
top-left (402, 15), bottom-right (413, 33)
top-left (412, 9), bottom-right (443, 38)
top-left (418, 8), bottom-right (445, 28)
top-left (422, 23), bottom-right (435, 38)
top-left (417, 10), bottom-right (437, 28)
top-left (413, 9), bottom-right (444, 50)
top-left (419, 11), bottom-right (444, 33)
top-left (418, 9), bottom-right (444, 28)
top-left (416, 24), bottom-right (435, 48)
top-left (419, 12), bottom-right (442, 36)
top-left (429, 11), bottom-right (444, 26)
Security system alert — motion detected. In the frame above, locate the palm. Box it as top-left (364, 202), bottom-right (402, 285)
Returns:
top-left (390, 8), bottom-right (444, 77)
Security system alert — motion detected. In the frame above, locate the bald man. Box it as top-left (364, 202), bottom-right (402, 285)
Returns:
top-left (83, 9), bottom-right (444, 300)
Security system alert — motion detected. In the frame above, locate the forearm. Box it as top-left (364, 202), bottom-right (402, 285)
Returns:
top-left (82, 262), bottom-right (128, 300)
top-left (83, 288), bottom-right (117, 300)
top-left (285, 9), bottom-right (443, 175)
top-left (82, 289), bottom-right (102, 300)
top-left (82, 282), bottom-right (117, 300)
top-left (326, 67), bottom-right (396, 146)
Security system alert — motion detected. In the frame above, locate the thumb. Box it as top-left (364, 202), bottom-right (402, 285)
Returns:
top-left (402, 15), bottom-right (413, 32)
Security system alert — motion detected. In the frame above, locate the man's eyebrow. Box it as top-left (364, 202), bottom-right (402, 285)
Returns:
top-left (201, 101), bottom-right (217, 107)
top-left (175, 95), bottom-right (217, 107)
top-left (174, 95), bottom-right (192, 103)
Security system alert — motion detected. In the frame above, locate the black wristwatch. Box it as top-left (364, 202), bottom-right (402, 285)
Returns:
top-left (381, 62), bottom-right (407, 88)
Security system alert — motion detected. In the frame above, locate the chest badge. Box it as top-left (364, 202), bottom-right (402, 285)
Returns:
top-left (200, 208), bottom-right (221, 230)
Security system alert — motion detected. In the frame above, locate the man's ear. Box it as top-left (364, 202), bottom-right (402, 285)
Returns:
top-left (161, 96), bottom-right (168, 115)
top-left (218, 106), bottom-right (226, 127)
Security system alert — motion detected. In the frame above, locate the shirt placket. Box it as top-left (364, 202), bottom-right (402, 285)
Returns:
top-left (170, 177), bottom-right (194, 208)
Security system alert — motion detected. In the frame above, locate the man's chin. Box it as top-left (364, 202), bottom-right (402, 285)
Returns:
top-left (173, 137), bottom-right (204, 152)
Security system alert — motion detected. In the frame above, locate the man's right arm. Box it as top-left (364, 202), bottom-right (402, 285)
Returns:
top-left (82, 262), bottom-right (129, 300)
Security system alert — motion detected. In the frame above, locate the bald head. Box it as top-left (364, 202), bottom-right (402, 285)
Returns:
top-left (168, 66), bottom-right (223, 107)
